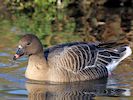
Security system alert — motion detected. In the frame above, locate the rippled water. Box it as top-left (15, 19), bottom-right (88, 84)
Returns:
top-left (0, 47), bottom-right (133, 100)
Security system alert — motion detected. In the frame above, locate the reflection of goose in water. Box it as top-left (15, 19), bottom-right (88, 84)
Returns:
top-left (26, 78), bottom-right (131, 100)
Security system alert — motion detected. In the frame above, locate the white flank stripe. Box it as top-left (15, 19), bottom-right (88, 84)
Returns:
top-left (107, 46), bottom-right (132, 74)
top-left (18, 45), bottom-right (23, 49)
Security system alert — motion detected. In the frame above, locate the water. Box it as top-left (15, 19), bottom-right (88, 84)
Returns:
top-left (0, 46), bottom-right (133, 100)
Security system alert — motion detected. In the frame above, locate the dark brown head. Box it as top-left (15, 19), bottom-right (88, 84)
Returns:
top-left (13, 34), bottom-right (43, 60)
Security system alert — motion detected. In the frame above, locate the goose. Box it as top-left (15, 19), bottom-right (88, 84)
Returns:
top-left (13, 34), bottom-right (132, 82)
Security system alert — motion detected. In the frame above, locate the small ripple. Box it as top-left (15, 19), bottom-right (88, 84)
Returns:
top-left (17, 67), bottom-right (26, 72)
top-left (0, 52), bottom-right (10, 57)
top-left (7, 89), bottom-right (28, 95)
top-left (0, 89), bottom-right (27, 100)
top-left (17, 57), bottom-right (28, 62)
top-left (0, 63), bottom-right (15, 67)
top-left (0, 73), bottom-right (25, 83)
top-left (107, 83), bottom-right (129, 87)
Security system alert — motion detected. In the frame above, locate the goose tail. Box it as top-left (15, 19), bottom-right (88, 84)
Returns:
top-left (117, 46), bottom-right (132, 62)
top-left (106, 46), bottom-right (132, 75)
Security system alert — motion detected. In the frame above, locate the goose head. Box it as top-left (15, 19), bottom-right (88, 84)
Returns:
top-left (13, 34), bottom-right (43, 60)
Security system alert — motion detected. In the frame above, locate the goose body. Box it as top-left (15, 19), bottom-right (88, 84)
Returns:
top-left (13, 34), bottom-right (132, 82)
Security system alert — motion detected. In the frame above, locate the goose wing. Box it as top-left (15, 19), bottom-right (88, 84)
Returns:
top-left (47, 42), bottom-right (121, 74)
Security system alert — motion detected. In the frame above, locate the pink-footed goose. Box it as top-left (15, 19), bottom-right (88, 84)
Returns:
top-left (13, 34), bottom-right (132, 82)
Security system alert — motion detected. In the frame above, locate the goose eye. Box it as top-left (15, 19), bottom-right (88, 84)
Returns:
top-left (27, 42), bottom-right (31, 45)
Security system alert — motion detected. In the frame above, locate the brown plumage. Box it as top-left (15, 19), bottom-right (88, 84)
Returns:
top-left (13, 34), bottom-right (132, 82)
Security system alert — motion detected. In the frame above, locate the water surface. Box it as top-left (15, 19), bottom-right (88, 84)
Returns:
top-left (0, 46), bottom-right (133, 100)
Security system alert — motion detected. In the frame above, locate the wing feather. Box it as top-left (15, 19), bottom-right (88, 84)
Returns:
top-left (51, 44), bottom-right (98, 73)
top-left (47, 42), bottom-right (122, 79)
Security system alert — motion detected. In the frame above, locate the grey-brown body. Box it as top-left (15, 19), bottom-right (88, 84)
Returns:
top-left (14, 34), bottom-right (132, 82)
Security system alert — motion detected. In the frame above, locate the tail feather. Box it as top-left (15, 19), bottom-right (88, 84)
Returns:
top-left (106, 46), bottom-right (132, 74)
top-left (118, 46), bottom-right (132, 62)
